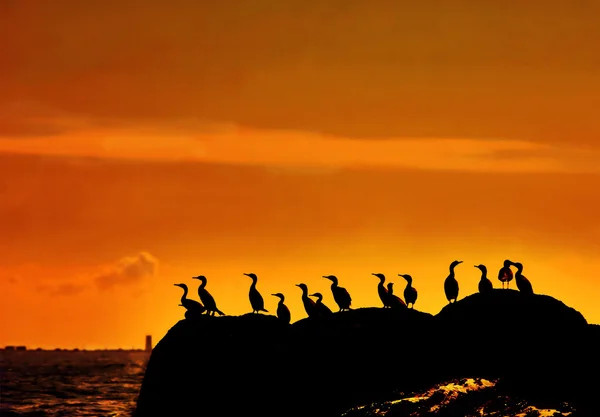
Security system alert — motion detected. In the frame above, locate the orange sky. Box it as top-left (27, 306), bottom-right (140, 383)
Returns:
top-left (1, 1), bottom-right (599, 349)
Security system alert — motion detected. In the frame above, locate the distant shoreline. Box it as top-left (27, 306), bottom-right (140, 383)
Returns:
top-left (1, 347), bottom-right (149, 353)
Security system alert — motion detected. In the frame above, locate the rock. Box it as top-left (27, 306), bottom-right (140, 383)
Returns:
top-left (134, 293), bottom-right (599, 417)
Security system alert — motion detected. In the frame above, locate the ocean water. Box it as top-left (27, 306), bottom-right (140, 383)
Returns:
top-left (0, 352), bottom-right (577, 417)
top-left (1, 350), bottom-right (148, 417)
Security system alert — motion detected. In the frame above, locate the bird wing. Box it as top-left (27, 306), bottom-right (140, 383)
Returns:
top-left (342, 287), bottom-right (352, 303)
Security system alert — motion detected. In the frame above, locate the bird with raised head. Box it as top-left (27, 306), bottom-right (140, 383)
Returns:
top-left (173, 283), bottom-right (206, 316)
top-left (296, 283), bottom-right (319, 318)
top-left (474, 265), bottom-right (493, 294)
top-left (398, 274), bottom-right (418, 309)
top-left (271, 293), bottom-right (291, 324)
top-left (309, 292), bottom-right (333, 316)
top-left (444, 260), bottom-right (463, 304)
top-left (386, 282), bottom-right (407, 308)
top-left (244, 273), bottom-right (268, 313)
top-left (372, 273), bottom-right (390, 308)
top-left (322, 275), bottom-right (352, 311)
top-left (192, 275), bottom-right (225, 316)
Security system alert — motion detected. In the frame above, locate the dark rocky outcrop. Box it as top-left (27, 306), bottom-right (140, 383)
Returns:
top-left (134, 290), bottom-right (599, 417)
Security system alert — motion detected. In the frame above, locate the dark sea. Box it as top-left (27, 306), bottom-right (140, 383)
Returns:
top-left (1, 350), bottom-right (148, 417)
top-left (0, 351), bottom-right (576, 417)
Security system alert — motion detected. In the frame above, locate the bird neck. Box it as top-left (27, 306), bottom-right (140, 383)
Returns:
top-left (479, 270), bottom-right (488, 280)
top-left (278, 298), bottom-right (284, 306)
top-left (250, 279), bottom-right (257, 289)
top-left (199, 280), bottom-right (206, 290)
top-left (180, 287), bottom-right (188, 303)
top-left (405, 280), bottom-right (412, 288)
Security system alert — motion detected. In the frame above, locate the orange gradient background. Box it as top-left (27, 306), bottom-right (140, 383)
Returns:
top-left (1, 1), bottom-right (599, 349)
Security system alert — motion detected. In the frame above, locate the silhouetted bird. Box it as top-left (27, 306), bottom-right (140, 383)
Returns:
top-left (372, 273), bottom-right (390, 308)
top-left (444, 260), bottom-right (463, 304)
top-left (474, 265), bottom-right (493, 294)
top-left (296, 283), bottom-right (319, 318)
top-left (509, 261), bottom-right (534, 295)
top-left (323, 275), bottom-right (352, 311)
top-left (271, 293), bottom-right (291, 324)
top-left (498, 259), bottom-right (514, 289)
top-left (173, 283), bottom-right (206, 315)
top-left (244, 273), bottom-right (269, 314)
top-left (386, 282), bottom-right (407, 308)
top-left (309, 292), bottom-right (333, 316)
top-left (398, 274), bottom-right (418, 309)
top-left (192, 275), bottom-right (224, 316)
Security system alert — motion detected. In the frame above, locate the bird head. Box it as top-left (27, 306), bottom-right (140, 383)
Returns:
top-left (503, 259), bottom-right (512, 267)
top-left (322, 275), bottom-right (338, 283)
top-left (309, 292), bottom-right (322, 299)
top-left (511, 261), bottom-right (523, 269)
top-left (271, 293), bottom-right (284, 300)
top-left (450, 260), bottom-right (463, 268)
top-left (474, 264), bottom-right (487, 273)
top-left (372, 273), bottom-right (385, 280)
top-left (243, 273), bottom-right (257, 280)
top-left (173, 283), bottom-right (186, 289)
top-left (398, 274), bottom-right (412, 283)
top-left (191, 275), bottom-right (206, 282)
top-left (295, 283), bottom-right (307, 291)
top-left (177, 303), bottom-right (184, 307)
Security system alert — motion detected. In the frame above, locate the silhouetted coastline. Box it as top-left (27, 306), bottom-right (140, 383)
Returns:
top-left (134, 289), bottom-right (599, 417)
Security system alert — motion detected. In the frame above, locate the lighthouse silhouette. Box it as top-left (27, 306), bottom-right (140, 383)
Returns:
top-left (145, 335), bottom-right (152, 353)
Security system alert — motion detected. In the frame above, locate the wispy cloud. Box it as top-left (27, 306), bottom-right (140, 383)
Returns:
top-left (94, 252), bottom-right (158, 291)
top-left (0, 124), bottom-right (598, 174)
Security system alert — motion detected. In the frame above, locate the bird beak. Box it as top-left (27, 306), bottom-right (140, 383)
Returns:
top-left (457, 261), bottom-right (463, 264)
top-left (322, 276), bottom-right (328, 279)
top-left (371, 273), bottom-right (377, 276)
top-left (178, 304), bottom-right (183, 306)
top-left (271, 294), bottom-right (277, 296)
top-left (173, 284), bottom-right (179, 286)
top-left (473, 265), bottom-right (478, 268)
top-left (243, 273), bottom-right (250, 277)
top-left (295, 284), bottom-right (301, 287)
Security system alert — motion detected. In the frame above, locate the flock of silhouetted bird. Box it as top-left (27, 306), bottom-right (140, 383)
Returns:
top-left (173, 260), bottom-right (534, 324)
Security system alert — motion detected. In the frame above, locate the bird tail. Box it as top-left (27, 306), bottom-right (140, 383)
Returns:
top-left (260, 308), bottom-right (269, 313)
top-left (216, 309), bottom-right (225, 316)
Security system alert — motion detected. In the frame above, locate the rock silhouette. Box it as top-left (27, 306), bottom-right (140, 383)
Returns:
top-left (134, 290), bottom-right (599, 417)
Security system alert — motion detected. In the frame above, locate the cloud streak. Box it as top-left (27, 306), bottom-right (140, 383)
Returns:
top-left (0, 124), bottom-right (598, 174)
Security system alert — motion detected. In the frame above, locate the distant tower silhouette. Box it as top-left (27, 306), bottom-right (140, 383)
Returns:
top-left (145, 335), bottom-right (152, 352)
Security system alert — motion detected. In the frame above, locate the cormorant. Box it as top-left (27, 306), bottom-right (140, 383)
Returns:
top-left (444, 260), bottom-right (463, 304)
top-left (398, 274), bottom-right (418, 309)
top-left (309, 292), bottom-right (333, 316)
top-left (498, 259), bottom-right (514, 289)
top-left (386, 282), bottom-right (407, 308)
top-left (243, 273), bottom-right (269, 313)
top-left (372, 273), bottom-right (390, 308)
top-left (296, 283), bottom-right (319, 318)
top-left (509, 261), bottom-right (534, 295)
top-left (271, 293), bottom-right (291, 324)
top-left (191, 275), bottom-right (224, 316)
top-left (173, 283), bottom-right (206, 315)
top-left (474, 265), bottom-right (493, 294)
top-left (322, 275), bottom-right (352, 311)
